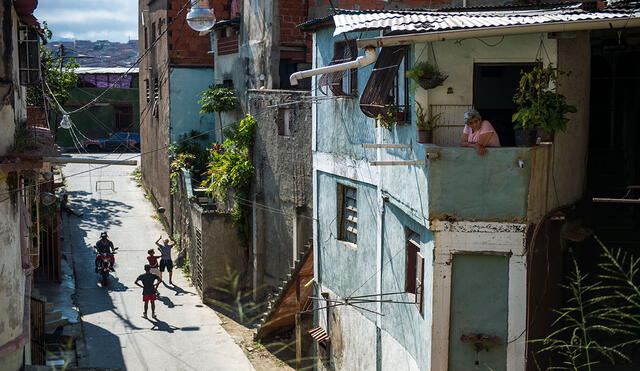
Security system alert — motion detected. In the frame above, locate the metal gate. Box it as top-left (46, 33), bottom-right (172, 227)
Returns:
top-left (193, 228), bottom-right (203, 294)
top-left (30, 297), bottom-right (46, 365)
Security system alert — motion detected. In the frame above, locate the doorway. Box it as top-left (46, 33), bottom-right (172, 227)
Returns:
top-left (473, 63), bottom-right (536, 147)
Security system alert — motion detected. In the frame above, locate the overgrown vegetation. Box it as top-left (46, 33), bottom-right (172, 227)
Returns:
top-left (27, 22), bottom-right (79, 107)
top-left (536, 237), bottom-right (640, 370)
top-left (201, 115), bottom-right (256, 237)
top-left (198, 86), bottom-right (238, 141)
top-left (512, 63), bottom-right (577, 132)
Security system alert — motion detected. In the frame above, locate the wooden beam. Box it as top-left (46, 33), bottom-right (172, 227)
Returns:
top-left (592, 198), bottom-right (640, 204)
top-left (43, 157), bottom-right (138, 166)
top-left (362, 144), bottom-right (411, 149)
top-left (370, 161), bottom-right (426, 166)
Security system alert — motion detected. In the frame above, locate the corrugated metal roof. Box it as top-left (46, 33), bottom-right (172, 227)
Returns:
top-left (333, 4), bottom-right (640, 36)
top-left (74, 67), bottom-right (139, 75)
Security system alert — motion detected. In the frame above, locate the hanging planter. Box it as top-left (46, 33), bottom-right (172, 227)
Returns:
top-left (407, 43), bottom-right (448, 90)
top-left (407, 61), bottom-right (448, 90)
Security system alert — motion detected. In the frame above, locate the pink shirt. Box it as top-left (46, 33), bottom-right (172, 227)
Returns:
top-left (463, 120), bottom-right (501, 147)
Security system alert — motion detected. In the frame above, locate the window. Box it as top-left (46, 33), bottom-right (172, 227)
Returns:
top-left (144, 26), bottom-right (148, 49)
top-left (277, 108), bottom-right (291, 136)
top-left (405, 228), bottom-right (424, 312)
top-left (145, 79), bottom-right (150, 102)
top-left (153, 78), bottom-right (160, 100)
top-left (18, 25), bottom-right (40, 85)
top-left (337, 184), bottom-right (357, 244)
top-left (319, 40), bottom-right (357, 96)
top-left (360, 46), bottom-right (410, 122)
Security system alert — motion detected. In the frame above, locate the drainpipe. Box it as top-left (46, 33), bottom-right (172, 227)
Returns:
top-left (356, 18), bottom-right (640, 49)
top-left (289, 47), bottom-right (377, 86)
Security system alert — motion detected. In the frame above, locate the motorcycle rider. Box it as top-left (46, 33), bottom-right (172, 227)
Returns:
top-left (95, 232), bottom-right (116, 272)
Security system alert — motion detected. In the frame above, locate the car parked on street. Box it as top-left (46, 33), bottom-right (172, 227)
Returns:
top-left (81, 132), bottom-right (140, 152)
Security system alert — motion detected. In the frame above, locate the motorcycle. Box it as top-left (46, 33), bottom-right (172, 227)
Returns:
top-left (96, 248), bottom-right (118, 286)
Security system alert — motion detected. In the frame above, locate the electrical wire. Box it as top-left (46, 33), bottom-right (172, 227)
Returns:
top-left (44, 0), bottom-right (194, 117)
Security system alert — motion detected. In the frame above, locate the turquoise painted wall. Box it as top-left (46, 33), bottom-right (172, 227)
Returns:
top-left (428, 147), bottom-right (532, 220)
top-left (169, 67), bottom-right (216, 143)
top-left (317, 171), bottom-right (379, 323)
top-left (380, 202), bottom-right (434, 368)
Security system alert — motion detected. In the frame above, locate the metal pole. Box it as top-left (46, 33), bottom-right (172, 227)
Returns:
top-left (42, 157), bottom-right (138, 166)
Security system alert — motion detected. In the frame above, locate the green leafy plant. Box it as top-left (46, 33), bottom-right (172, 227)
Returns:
top-left (375, 105), bottom-right (401, 130)
top-left (416, 102), bottom-right (441, 131)
top-left (27, 22), bottom-right (79, 107)
top-left (201, 115), bottom-right (256, 237)
top-left (512, 63), bottom-right (577, 132)
top-left (406, 61), bottom-right (447, 90)
top-left (198, 86), bottom-right (238, 140)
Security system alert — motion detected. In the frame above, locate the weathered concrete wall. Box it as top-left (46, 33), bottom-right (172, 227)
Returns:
top-left (551, 31), bottom-right (590, 210)
top-left (0, 4), bottom-right (29, 368)
top-left (201, 211), bottom-right (247, 299)
top-left (139, 0), bottom-right (172, 226)
top-left (248, 89), bottom-right (313, 289)
top-left (168, 67), bottom-right (216, 142)
top-left (241, 0), bottom-right (278, 90)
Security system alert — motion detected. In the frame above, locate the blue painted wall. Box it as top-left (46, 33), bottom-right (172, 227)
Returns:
top-left (169, 67), bottom-right (216, 143)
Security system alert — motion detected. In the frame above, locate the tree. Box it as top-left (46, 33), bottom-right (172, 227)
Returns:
top-left (27, 22), bottom-right (79, 108)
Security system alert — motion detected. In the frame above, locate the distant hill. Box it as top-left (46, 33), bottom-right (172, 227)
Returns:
top-left (45, 40), bottom-right (139, 68)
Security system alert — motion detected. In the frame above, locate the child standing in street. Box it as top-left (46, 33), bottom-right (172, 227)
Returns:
top-left (147, 249), bottom-right (162, 295)
top-left (156, 235), bottom-right (176, 284)
top-left (134, 265), bottom-right (161, 318)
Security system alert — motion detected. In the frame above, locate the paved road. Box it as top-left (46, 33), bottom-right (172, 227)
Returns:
top-left (60, 154), bottom-right (253, 371)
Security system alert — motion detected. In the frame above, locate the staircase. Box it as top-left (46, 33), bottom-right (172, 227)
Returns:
top-left (31, 289), bottom-right (75, 367)
top-left (255, 246), bottom-right (314, 339)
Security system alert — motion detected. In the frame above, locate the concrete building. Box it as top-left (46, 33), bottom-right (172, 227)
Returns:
top-left (57, 67), bottom-right (140, 149)
top-left (297, 3), bottom-right (640, 370)
top-left (0, 0), bottom-right (58, 368)
top-left (138, 0), bottom-right (215, 227)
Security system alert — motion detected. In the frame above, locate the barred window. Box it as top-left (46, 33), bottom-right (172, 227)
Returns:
top-left (318, 40), bottom-right (357, 97)
top-left (360, 46), bottom-right (410, 123)
top-left (18, 25), bottom-right (40, 86)
top-left (337, 184), bottom-right (357, 244)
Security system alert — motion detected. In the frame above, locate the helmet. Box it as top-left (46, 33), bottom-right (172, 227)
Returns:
top-left (100, 232), bottom-right (108, 238)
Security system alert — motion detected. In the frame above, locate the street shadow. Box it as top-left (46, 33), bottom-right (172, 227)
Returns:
top-left (157, 295), bottom-right (182, 309)
top-left (81, 321), bottom-right (126, 370)
top-left (163, 283), bottom-right (196, 296)
top-left (143, 317), bottom-right (201, 334)
top-left (107, 276), bottom-right (129, 292)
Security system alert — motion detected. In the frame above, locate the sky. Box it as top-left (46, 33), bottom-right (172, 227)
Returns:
top-left (34, 0), bottom-right (138, 42)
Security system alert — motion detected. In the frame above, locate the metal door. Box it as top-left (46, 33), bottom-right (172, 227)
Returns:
top-left (193, 228), bottom-right (203, 294)
top-left (448, 254), bottom-right (509, 371)
top-left (30, 297), bottom-right (46, 365)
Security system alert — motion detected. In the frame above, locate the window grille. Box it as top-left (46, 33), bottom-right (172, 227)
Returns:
top-left (318, 40), bottom-right (357, 96)
top-left (337, 184), bottom-right (357, 244)
top-left (360, 46), bottom-right (410, 122)
top-left (18, 25), bottom-right (41, 86)
top-left (145, 79), bottom-right (150, 102)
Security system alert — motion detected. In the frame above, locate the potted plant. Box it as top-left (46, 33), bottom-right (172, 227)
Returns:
top-left (406, 61), bottom-right (448, 90)
top-left (416, 102), bottom-right (441, 144)
top-left (512, 63), bottom-right (577, 146)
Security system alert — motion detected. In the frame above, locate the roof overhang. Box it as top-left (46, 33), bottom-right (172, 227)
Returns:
top-left (357, 16), bottom-right (640, 49)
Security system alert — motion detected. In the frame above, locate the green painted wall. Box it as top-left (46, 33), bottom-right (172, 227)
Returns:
top-left (448, 254), bottom-right (509, 371)
top-left (428, 147), bottom-right (533, 221)
top-left (57, 80), bottom-right (140, 148)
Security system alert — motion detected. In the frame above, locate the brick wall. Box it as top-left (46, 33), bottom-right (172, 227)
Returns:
top-left (217, 34), bottom-right (239, 55)
top-left (280, 0), bottom-right (310, 62)
top-left (167, 0), bottom-right (214, 66)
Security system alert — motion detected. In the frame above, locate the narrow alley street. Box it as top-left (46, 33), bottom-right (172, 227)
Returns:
top-left (60, 154), bottom-right (254, 371)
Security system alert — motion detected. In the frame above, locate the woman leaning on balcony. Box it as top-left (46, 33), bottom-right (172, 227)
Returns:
top-left (460, 109), bottom-right (501, 156)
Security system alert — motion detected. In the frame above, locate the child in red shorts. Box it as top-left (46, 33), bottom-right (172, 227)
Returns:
top-left (134, 264), bottom-right (161, 318)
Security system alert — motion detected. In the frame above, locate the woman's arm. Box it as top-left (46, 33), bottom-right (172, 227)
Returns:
top-left (460, 133), bottom-right (487, 155)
